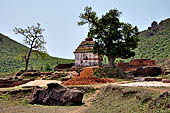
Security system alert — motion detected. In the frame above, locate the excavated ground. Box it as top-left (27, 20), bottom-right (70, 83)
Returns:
top-left (62, 67), bottom-right (116, 85)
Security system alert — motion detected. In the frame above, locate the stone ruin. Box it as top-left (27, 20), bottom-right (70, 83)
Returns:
top-left (54, 63), bottom-right (75, 71)
top-left (118, 59), bottom-right (162, 77)
top-left (0, 79), bottom-right (30, 88)
top-left (29, 83), bottom-right (84, 106)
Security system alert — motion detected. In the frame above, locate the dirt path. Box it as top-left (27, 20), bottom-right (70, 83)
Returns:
top-left (20, 80), bottom-right (61, 87)
top-left (71, 86), bottom-right (101, 113)
top-left (117, 81), bottom-right (170, 87)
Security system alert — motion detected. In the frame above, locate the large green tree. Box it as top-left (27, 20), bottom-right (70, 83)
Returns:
top-left (13, 23), bottom-right (46, 71)
top-left (78, 6), bottom-right (139, 67)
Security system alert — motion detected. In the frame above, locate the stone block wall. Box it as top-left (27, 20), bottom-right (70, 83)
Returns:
top-left (118, 59), bottom-right (156, 72)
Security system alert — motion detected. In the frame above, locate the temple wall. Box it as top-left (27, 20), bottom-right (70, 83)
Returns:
top-left (75, 53), bottom-right (101, 67)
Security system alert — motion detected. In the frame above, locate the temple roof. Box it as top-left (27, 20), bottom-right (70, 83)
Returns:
top-left (74, 39), bottom-right (94, 53)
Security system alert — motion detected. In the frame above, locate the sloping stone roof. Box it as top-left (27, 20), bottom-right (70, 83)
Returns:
top-left (74, 40), bottom-right (94, 53)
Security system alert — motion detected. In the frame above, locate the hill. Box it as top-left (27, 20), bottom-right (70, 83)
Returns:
top-left (132, 18), bottom-right (170, 61)
top-left (0, 33), bottom-right (74, 73)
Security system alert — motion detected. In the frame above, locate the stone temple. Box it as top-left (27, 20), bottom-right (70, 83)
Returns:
top-left (74, 38), bottom-right (102, 67)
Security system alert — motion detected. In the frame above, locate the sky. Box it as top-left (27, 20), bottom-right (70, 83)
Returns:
top-left (0, 0), bottom-right (170, 59)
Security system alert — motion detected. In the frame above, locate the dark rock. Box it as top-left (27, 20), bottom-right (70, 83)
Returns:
top-left (144, 77), bottom-right (162, 81)
top-left (47, 83), bottom-right (65, 89)
top-left (159, 92), bottom-right (169, 97)
top-left (141, 96), bottom-right (152, 104)
top-left (29, 83), bottom-right (84, 106)
top-left (162, 79), bottom-right (170, 83)
top-left (148, 27), bottom-right (152, 30)
top-left (151, 21), bottom-right (158, 28)
top-left (21, 72), bottom-right (41, 77)
top-left (153, 92), bottom-right (170, 106)
top-left (15, 70), bottom-right (25, 76)
top-left (61, 77), bottom-right (70, 81)
top-left (132, 66), bottom-right (162, 77)
top-left (0, 37), bottom-right (2, 41)
top-left (0, 79), bottom-right (30, 88)
top-left (29, 86), bottom-right (46, 104)
top-left (162, 69), bottom-right (170, 75)
top-left (54, 63), bottom-right (75, 71)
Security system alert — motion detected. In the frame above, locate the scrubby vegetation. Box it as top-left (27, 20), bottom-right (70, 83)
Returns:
top-left (86, 85), bottom-right (170, 113)
top-left (93, 67), bottom-right (124, 79)
top-left (132, 18), bottom-right (170, 61)
top-left (116, 18), bottom-right (170, 65)
top-left (0, 33), bottom-right (74, 73)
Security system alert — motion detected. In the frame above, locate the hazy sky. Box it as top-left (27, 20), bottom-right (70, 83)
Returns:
top-left (0, 0), bottom-right (170, 59)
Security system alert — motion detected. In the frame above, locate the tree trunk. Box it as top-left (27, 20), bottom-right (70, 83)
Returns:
top-left (108, 56), bottom-right (115, 67)
top-left (25, 59), bottom-right (29, 72)
top-left (25, 48), bottom-right (33, 71)
top-left (25, 38), bottom-right (36, 71)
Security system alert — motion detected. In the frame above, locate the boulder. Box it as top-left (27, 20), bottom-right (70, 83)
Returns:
top-left (29, 83), bottom-right (84, 106)
top-left (132, 66), bottom-right (162, 77)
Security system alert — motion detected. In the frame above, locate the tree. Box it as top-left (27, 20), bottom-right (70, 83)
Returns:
top-left (13, 23), bottom-right (46, 71)
top-left (78, 6), bottom-right (139, 67)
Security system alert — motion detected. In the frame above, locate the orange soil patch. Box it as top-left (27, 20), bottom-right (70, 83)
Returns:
top-left (62, 67), bottom-right (116, 85)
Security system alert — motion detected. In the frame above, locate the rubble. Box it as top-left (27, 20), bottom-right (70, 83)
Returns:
top-left (118, 59), bottom-right (162, 77)
top-left (132, 66), bottom-right (162, 77)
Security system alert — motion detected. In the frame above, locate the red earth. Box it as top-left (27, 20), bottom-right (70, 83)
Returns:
top-left (62, 67), bottom-right (116, 85)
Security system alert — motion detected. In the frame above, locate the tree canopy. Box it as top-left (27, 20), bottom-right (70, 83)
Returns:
top-left (78, 6), bottom-right (139, 66)
top-left (13, 23), bottom-right (46, 71)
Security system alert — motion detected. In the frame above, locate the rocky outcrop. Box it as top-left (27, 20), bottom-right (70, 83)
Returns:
top-left (29, 83), bottom-right (84, 106)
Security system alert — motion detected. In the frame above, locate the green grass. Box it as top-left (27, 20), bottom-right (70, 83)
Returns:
top-left (85, 86), bottom-right (170, 113)
top-left (0, 33), bottom-right (74, 73)
top-left (134, 18), bottom-right (170, 61)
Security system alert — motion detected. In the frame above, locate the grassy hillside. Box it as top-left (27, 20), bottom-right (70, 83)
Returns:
top-left (132, 18), bottom-right (170, 61)
top-left (0, 33), bottom-right (74, 73)
top-left (86, 85), bottom-right (170, 113)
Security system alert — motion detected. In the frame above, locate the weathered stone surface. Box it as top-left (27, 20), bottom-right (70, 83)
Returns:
top-left (134, 77), bottom-right (162, 82)
top-left (144, 77), bottom-right (162, 81)
top-left (21, 72), bottom-right (41, 77)
top-left (132, 66), bottom-right (162, 77)
top-left (54, 63), bottom-right (75, 71)
top-left (130, 59), bottom-right (156, 66)
top-left (118, 59), bottom-right (156, 72)
top-left (0, 79), bottom-right (30, 88)
top-left (29, 83), bottom-right (84, 106)
top-left (162, 79), bottom-right (170, 83)
top-left (15, 70), bottom-right (25, 76)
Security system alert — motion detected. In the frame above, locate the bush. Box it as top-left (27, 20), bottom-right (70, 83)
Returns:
top-left (45, 64), bottom-right (52, 72)
top-left (93, 67), bottom-right (124, 78)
